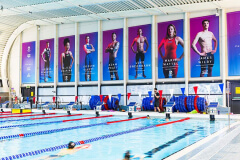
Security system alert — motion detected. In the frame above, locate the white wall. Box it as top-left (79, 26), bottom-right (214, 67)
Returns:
top-left (9, 35), bottom-right (21, 96)
top-left (6, 9), bottom-right (239, 105)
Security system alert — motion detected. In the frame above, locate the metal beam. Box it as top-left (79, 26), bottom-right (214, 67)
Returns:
top-left (146, 0), bottom-right (167, 14)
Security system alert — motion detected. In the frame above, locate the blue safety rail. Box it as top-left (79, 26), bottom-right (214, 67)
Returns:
top-left (210, 102), bottom-right (218, 105)
top-left (67, 102), bottom-right (75, 105)
top-left (164, 104), bottom-right (174, 107)
top-left (96, 101), bottom-right (103, 105)
top-left (128, 102), bottom-right (136, 106)
top-left (0, 118), bottom-right (190, 160)
top-left (208, 105), bottom-right (218, 108)
top-left (2, 101), bottom-right (10, 105)
top-left (166, 102), bottom-right (175, 106)
top-left (41, 102), bottom-right (50, 106)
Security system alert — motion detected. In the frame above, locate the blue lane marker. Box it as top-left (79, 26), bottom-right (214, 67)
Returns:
top-left (0, 118), bottom-right (31, 123)
top-left (0, 122), bottom-right (107, 141)
top-left (0, 120), bottom-right (63, 129)
top-left (144, 129), bottom-right (198, 158)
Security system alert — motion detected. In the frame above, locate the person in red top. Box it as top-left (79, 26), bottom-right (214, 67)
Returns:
top-left (158, 24), bottom-right (184, 78)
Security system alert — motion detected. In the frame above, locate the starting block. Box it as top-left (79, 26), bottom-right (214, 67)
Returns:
top-left (164, 101), bottom-right (175, 119)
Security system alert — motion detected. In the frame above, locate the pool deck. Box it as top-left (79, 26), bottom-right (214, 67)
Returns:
top-left (1, 108), bottom-right (240, 160)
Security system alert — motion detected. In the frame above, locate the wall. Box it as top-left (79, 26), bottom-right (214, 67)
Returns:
top-left (7, 9), bottom-right (238, 105)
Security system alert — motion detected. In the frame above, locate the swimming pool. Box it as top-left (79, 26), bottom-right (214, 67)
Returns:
top-left (0, 113), bottom-right (232, 160)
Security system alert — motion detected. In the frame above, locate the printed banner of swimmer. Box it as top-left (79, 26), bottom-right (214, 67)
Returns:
top-left (39, 38), bottom-right (54, 83)
top-left (128, 24), bottom-right (152, 80)
top-left (22, 41), bottom-right (36, 84)
top-left (227, 11), bottom-right (240, 76)
top-left (158, 20), bottom-right (184, 78)
top-left (103, 28), bottom-right (123, 81)
top-left (58, 35), bottom-right (75, 82)
top-left (190, 15), bottom-right (220, 77)
top-left (79, 32), bottom-right (98, 82)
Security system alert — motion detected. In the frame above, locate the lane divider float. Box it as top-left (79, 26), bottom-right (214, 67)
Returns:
top-left (0, 115), bottom-right (113, 129)
top-left (0, 116), bottom-right (148, 141)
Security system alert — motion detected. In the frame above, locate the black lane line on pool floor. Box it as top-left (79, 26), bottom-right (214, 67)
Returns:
top-left (144, 129), bottom-right (198, 158)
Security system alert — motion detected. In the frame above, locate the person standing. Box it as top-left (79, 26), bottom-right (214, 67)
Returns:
top-left (154, 88), bottom-right (161, 113)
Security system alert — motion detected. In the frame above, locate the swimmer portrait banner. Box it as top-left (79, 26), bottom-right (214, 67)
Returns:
top-left (22, 41), bottom-right (35, 84)
top-left (158, 19), bottom-right (184, 78)
top-left (227, 11), bottom-right (240, 76)
top-left (128, 24), bottom-right (152, 80)
top-left (190, 15), bottom-right (220, 77)
top-left (79, 32), bottom-right (98, 81)
top-left (39, 38), bottom-right (54, 83)
top-left (102, 28), bottom-right (123, 81)
top-left (58, 35), bottom-right (75, 82)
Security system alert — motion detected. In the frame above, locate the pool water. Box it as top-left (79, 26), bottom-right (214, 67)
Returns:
top-left (0, 114), bottom-right (232, 160)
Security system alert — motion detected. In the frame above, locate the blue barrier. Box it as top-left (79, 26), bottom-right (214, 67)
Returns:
top-left (169, 95), bottom-right (206, 113)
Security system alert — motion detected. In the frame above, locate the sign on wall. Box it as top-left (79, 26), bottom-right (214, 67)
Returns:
top-left (190, 15), bottom-right (220, 77)
top-left (128, 24), bottom-right (152, 80)
top-left (79, 32), bottom-right (98, 82)
top-left (102, 28), bottom-right (123, 81)
top-left (158, 19), bottom-right (184, 79)
top-left (22, 41), bottom-right (35, 84)
top-left (227, 11), bottom-right (240, 76)
top-left (58, 35), bottom-right (75, 82)
top-left (39, 38), bottom-right (54, 83)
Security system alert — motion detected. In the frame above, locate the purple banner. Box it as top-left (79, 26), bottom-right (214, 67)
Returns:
top-left (128, 24), bottom-right (152, 80)
top-left (58, 35), bottom-right (75, 82)
top-left (103, 28), bottom-right (123, 81)
top-left (22, 41), bottom-right (35, 84)
top-left (39, 39), bottom-right (54, 83)
top-left (158, 20), bottom-right (184, 78)
top-left (190, 15), bottom-right (220, 77)
top-left (79, 32), bottom-right (98, 81)
top-left (227, 11), bottom-right (240, 76)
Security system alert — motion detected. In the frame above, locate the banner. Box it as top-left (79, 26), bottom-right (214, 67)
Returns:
top-left (227, 11), bottom-right (240, 76)
top-left (79, 32), bottom-right (98, 81)
top-left (102, 28), bottom-right (123, 81)
top-left (22, 41), bottom-right (35, 83)
top-left (158, 20), bottom-right (184, 78)
top-left (128, 24), bottom-right (152, 80)
top-left (190, 15), bottom-right (220, 77)
top-left (39, 39), bottom-right (54, 83)
top-left (58, 35), bottom-right (75, 82)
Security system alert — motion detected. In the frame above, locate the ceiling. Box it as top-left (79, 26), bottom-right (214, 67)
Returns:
top-left (0, 0), bottom-right (239, 78)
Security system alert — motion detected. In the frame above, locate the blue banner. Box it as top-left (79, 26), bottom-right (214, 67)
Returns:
top-left (22, 41), bottom-right (35, 84)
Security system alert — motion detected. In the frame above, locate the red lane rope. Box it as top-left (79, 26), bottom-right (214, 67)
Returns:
top-left (0, 112), bottom-right (33, 116)
top-left (107, 116), bottom-right (147, 124)
top-left (62, 115), bottom-right (113, 122)
top-left (30, 114), bottom-right (83, 120)
top-left (156, 117), bottom-right (190, 127)
top-left (0, 111), bottom-right (11, 113)
top-left (0, 113), bottom-right (55, 119)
